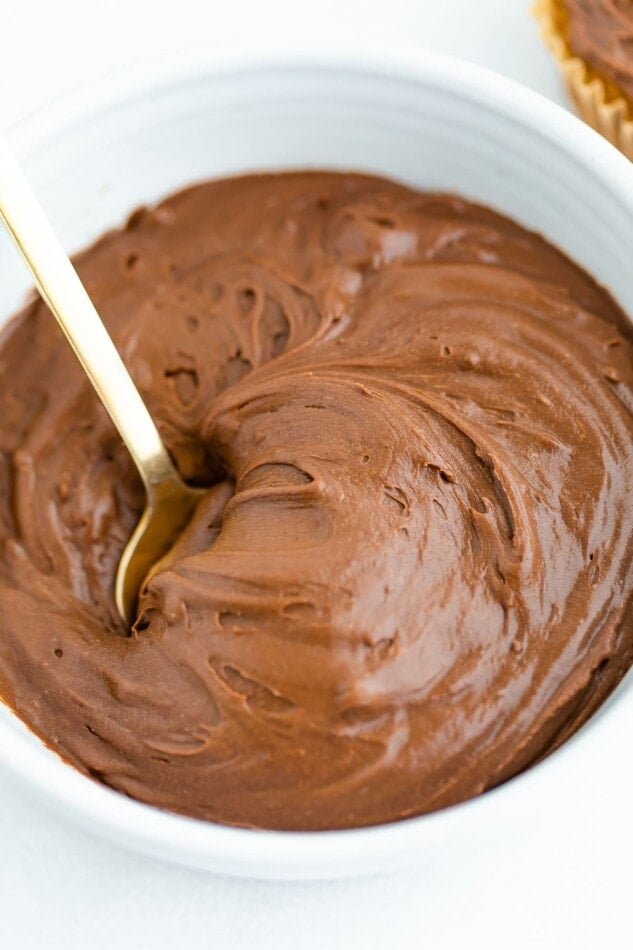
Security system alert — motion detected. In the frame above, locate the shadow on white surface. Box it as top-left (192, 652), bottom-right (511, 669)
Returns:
top-left (0, 765), bottom-right (627, 949)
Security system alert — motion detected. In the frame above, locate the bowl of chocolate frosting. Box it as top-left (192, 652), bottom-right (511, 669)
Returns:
top-left (0, 51), bottom-right (632, 879)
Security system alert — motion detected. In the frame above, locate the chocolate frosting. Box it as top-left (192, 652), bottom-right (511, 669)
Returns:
top-left (565, 0), bottom-right (633, 104)
top-left (0, 172), bottom-right (632, 831)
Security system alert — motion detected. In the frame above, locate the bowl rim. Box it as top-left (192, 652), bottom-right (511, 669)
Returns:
top-left (2, 49), bottom-right (633, 878)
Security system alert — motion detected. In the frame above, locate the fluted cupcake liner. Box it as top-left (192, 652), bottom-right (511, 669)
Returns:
top-left (533, 0), bottom-right (633, 161)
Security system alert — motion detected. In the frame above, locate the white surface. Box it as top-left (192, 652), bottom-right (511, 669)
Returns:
top-left (0, 0), bottom-right (631, 946)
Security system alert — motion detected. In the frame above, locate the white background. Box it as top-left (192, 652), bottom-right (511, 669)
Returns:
top-left (0, 2), bottom-right (628, 948)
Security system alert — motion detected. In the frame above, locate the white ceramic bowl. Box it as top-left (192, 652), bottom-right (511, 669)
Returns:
top-left (1, 52), bottom-right (632, 881)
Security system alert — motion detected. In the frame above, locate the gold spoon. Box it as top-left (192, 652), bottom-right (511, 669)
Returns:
top-left (0, 133), bottom-right (205, 628)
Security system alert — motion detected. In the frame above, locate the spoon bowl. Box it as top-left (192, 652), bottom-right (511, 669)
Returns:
top-left (116, 475), bottom-right (206, 626)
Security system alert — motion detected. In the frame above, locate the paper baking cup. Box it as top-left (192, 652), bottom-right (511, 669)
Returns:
top-left (533, 0), bottom-right (633, 160)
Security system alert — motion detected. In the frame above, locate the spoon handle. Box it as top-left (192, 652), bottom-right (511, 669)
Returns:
top-left (0, 132), bottom-right (176, 490)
